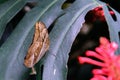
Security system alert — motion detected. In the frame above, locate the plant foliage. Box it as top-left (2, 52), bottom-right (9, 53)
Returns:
top-left (0, 0), bottom-right (120, 80)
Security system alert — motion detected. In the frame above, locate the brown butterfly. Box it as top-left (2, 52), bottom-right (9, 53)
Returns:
top-left (24, 22), bottom-right (50, 68)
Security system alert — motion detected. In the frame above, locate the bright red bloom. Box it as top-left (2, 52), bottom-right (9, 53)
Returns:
top-left (78, 37), bottom-right (120, 80)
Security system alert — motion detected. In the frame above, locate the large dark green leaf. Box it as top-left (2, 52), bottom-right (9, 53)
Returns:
top-left (26, 0), bottom-right (39, 2)
top-left (102, 4), bottom-right (120, 54)
top-left (93, 1), bottom-right (120, 54)
top-left (0, 0), bottom-right (8, 4)
top-left (0, 0), bottom-right (26, 39)
top-left (0, 0), bottom-right (65, 80)
top-left (42, 0), bottom-right (99, 80)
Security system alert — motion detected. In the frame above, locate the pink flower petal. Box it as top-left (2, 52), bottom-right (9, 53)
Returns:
top-left (86, 51), bottom-right (104, 61)
top-left (78, 57), bottom-right (105, 67)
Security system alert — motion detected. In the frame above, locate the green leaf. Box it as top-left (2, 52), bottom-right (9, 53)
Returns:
top-left (26, 0), bottom-right (39, 2)
top-left (0, 0), bottom-right (8, 4)
top-left (42, 0), bottom-right (99, 80)
top-left (102, 4), bottom-right (120, 54)
top-left (0, 0), bottom-right (26, 39)
top-left (0, 0), bottom-right (65, 80)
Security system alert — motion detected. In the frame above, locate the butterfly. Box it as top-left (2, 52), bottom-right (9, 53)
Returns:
top-left (24, 22), bottom-right (50, 69)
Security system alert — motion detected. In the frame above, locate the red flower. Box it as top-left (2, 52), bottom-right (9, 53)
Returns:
top-left (78, 37), bottom-right (120, 80)
top-left (85, 6), bottom-right (115, 23)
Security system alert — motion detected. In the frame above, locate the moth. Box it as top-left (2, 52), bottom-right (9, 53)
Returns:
top-left (24, 22), bottom-right (50, 68)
